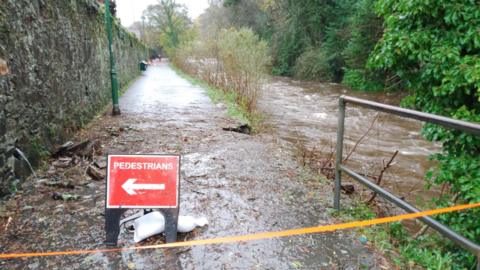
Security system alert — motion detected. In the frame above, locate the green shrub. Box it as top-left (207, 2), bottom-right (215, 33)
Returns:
top-left (369, 0), bottom-right (480, 267)
top-left (342, 68), bottom-right (384, 92)
top-left (217, 28), bottom-right (271, 112)
top-left (293, 47), bottom-right (333, 81)
top-left (173, 27), bottom-right (270, 116)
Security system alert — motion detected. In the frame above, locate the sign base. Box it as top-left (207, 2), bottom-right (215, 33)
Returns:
top-left (105, 208), bottom-right (179, 247)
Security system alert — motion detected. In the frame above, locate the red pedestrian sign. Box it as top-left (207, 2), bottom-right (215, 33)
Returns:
top-left (106, 154), bottom-right (180, 208)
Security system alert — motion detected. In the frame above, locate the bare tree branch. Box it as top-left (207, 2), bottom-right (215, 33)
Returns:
top-left (343, 114), bottom-right (379, 163)
top-left (367, 150), bottom-right (399, 204)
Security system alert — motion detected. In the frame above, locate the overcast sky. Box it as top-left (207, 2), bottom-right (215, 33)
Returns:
top-left (116, 0), bottom-right (209, 27)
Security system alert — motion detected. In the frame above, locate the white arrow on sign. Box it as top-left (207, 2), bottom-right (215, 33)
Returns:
top-left (122, 178), bottom-right (166, 195)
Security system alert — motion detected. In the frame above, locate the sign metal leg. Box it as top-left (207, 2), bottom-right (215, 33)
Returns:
top-left (162, 208), bottom-right (179, 243)
top-left (105, 208), bottom-right (126, 247)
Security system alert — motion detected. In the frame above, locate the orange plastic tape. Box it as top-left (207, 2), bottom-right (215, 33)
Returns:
top-left (1, 202), bottom-right (479, 259)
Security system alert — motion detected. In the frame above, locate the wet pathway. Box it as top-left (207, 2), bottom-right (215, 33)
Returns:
top-left (1, 63), bottom-right (390, 269)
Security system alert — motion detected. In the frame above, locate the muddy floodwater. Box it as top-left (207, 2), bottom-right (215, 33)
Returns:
top-left (260, 77), bottom-right (441, 207)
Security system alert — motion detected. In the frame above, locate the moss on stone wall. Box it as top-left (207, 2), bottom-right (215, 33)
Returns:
top-left (0, 0), bottom-right (149, 197)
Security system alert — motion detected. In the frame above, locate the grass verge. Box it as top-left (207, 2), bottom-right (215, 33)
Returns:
top-left (295, 142), bottom-right (465, 269)
top-left (332, 199), bottom-right (459, 269)
top-left (169, 63), bottom-right (264, 131)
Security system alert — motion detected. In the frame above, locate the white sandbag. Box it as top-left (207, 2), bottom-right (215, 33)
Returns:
top-left (177, 216), bottom-right (208, 233)
top-left (134, 212), bottom-right (209, 243)
top-left (133, 211), bottom-right (165, 243)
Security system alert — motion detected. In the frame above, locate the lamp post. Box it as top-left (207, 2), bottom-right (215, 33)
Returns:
top-left (105, 0), bottom-right (121, 115)
top-left (141, 15), bottom-right (146, 43)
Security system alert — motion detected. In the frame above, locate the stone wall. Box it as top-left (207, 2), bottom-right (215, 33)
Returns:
top-left (0, 0), bottom-right (149, 197)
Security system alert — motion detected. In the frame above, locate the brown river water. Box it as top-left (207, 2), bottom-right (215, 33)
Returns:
top-left (260, 77), bottom-right (442, 207)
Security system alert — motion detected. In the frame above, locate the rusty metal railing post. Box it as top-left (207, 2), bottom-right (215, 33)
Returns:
top-left (334, 96), bottom-right (346, 211)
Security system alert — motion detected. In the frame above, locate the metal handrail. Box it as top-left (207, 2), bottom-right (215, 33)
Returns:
top-left (334, 95), bottom-right (480, 269)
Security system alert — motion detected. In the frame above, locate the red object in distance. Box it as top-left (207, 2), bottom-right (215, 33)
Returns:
top-left (106, 155), bottom-right (180, 208)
